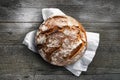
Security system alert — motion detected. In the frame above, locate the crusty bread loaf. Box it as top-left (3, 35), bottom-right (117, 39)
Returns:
top-left (35, 15), bottom-right (87, 66)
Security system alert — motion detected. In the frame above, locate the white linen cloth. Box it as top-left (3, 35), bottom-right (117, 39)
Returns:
top-left (23, 8), bottom-right (100, 76)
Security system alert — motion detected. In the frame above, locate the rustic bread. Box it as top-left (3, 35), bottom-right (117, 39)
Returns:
top-left (35, 15), bottom-right (87, 66)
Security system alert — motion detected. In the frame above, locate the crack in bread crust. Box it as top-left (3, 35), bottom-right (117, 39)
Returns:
top-left (35, 15), bottom-right (87, 66)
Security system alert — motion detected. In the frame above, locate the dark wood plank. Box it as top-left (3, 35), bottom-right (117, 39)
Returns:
top-left (0, 0), bottom-right (119, 6)
top-left (0, 7), bottom-right (42, 22)
top-left (0, 74), bottom-right (120, 80)
top-left (0, 0), bottom-right (120, 22)
top-left (0, 0), bottom-right (90, 7)
top-left (34, 74), bottom-right (120, 80)
top-left (0, 23), bottom-right (119, 44)
top-left (0, 23), bottom-right (39, 44)
top-left (0, 74), bottom-right (34, 80)
top-left (0, 43), bottom-right (120, 75)
top-left (0, 44), bottom-right (66, 74)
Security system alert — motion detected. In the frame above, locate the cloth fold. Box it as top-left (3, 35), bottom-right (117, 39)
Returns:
top-left (23, 8), bottom-right (100, 76)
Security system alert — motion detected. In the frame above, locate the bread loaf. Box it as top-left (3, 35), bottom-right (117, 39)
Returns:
top-left (35, 15), bottom-right (87, 66)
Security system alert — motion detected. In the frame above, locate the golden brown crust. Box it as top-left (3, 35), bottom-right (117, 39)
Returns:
top-left (35, 15), bottom-right (87, 66)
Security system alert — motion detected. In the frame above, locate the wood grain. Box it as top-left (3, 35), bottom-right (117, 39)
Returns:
top-left (1, 74), bottom-right (120, 80)
top-left (34, 74), bottom-right (120, 80)
top-left (0, 23), bottom-right (119, 44)
top-left (0, 0), bottom-right (120, 22)
top-left (0, 43), bottom-right (119, 75)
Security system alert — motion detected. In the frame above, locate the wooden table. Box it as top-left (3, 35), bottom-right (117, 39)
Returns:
top-left (0, 0), bottom-right (120, 80)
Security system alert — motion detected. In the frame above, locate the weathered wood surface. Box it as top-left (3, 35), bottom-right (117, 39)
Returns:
top-left (1, 74), bottom-right (120, 80)
top-left (0, 0), bottom-right (120, 80)
top-left (0, 0), bottom-right (120, 22)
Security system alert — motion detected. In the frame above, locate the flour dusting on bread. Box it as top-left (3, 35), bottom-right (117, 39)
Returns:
top-left (36, 15), bottom-right (87, 66)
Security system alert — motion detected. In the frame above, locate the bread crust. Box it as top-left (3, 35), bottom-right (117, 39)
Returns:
top-left (35, 15), bottom-right (87, 66)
